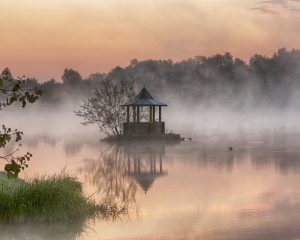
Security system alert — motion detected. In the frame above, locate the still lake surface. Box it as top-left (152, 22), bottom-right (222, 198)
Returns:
top-left (2, 127), bottom-right (300, 240)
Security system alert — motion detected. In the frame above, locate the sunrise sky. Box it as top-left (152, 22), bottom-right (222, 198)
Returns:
top-left (1, 0), bottom-right (300, 81)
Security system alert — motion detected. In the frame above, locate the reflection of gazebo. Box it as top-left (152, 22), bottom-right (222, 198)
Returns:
top-left (122, 87), bottom-right (167, 136)
top-left (133, 174), bottom-right (157, 193)
top-left (125, 142), bottom-right (167, 193)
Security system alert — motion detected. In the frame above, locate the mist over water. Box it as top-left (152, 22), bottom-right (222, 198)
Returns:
top-left (2, 130), bottom-right (300, 240)
top-left (3, 98), bottom-right (300, 141)
top-left (2, 49), bottom-right (300, 239)
top-left (3, 48), bottom-right (300, 138)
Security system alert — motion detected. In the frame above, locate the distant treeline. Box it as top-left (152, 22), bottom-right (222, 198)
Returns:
top-left (5, 48), bottom-right (300, 109)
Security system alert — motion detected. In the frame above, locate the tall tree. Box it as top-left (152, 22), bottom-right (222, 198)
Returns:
top-left (62, 68), bottom-right (82, 85)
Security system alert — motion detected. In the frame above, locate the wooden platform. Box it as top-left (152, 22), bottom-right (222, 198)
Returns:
top-left (102, 133), bottom-right (181, 143)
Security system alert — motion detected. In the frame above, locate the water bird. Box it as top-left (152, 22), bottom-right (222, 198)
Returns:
top-left (181, 138), bottom-right (192, 141)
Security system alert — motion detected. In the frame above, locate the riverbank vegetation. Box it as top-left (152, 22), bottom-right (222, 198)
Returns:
top-left (0, 172), bottom-right (125, 223)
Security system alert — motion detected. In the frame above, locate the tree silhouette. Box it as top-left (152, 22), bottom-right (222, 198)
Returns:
top-left (75, 78), bottom-right (135, 136)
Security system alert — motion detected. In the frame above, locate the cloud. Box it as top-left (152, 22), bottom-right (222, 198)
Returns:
top-left (250, 5), bottom-right (280, 15)
top-left (252, 0), bottom-right (300, 15)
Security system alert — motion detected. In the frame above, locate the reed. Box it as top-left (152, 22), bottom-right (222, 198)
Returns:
top-left (0, 173), bottom-right (125, 222)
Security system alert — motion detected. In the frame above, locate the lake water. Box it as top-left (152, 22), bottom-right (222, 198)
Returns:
top-left (2, 127), bottom-right (300, 240)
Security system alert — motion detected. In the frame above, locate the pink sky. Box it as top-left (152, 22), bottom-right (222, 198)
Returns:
top-left (0, 0), bottom-right (300, 81)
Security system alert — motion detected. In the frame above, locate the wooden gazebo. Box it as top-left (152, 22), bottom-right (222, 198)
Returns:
top-left (122, 87), bottom-right (167, 136)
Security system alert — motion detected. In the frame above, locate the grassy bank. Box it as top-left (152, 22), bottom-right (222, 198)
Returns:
top-left (0, 172), bottom-right (125, 223)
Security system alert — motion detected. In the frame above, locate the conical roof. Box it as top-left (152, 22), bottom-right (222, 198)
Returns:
top-left (122, 87), bottom-right (167, 106)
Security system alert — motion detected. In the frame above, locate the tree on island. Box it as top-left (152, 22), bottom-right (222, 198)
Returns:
top-left (0, 68), bottom-right (42, 177)
top-left (75, 78), bottom-right (135, 136)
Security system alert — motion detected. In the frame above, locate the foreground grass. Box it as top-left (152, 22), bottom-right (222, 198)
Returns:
top-left (0, 172), bottom-right (125, 223)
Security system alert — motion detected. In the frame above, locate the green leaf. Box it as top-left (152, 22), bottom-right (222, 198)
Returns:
top-left (5, 160), bottom-right (21, 178)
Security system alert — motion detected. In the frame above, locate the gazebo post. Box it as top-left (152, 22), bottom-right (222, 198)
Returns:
top-left (127, 106), bottom-right (130, 122)
top-left (153, 106), bottom-right (155, 122)
top-left (137, 106), bottom-right (140, 122)
top-left (159, 106), bottom-right (161, 122)
top-left (158, 106), bottom-right (161, 122)
top-left (133, 106), bottom-right (136, 122)
top-left (149, 106), bottom-right (152, 123)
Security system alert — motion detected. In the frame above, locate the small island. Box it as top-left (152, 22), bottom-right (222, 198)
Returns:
top-left (105, 86), bottom-right (181, 142)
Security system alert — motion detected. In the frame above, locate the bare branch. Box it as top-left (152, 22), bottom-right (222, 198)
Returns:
top-left (75, 78), bottom-right (135, 137)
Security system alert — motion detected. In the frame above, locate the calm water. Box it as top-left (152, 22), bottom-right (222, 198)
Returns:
top-left (2, 128), bottom-right (300, 240)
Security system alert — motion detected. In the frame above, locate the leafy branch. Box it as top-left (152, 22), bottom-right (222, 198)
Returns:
top-left (0, 68), bottom-right (42, 109)
top-left (0, 68), bottom-right (42, 177)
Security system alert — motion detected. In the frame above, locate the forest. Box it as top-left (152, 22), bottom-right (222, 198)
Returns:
top-left (6, 48), bottom-right (300, 110)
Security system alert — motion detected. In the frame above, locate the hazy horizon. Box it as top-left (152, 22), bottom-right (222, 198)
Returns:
top-left (1, 0), bottom-right (300, 81)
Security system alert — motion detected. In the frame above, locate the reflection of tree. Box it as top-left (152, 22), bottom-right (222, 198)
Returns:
top-left (62, 135), bottom-right (100, 157)
top-left (78, 141), bottom-right (171, 207)
top-left (78, 144), bottom-right (138, 207)
top-left (63, 140), bottom-right (83, 156)
top-left (250, 150), bottom-right (300, 174)
top-left (197, 147), bottom-right (235, 172)
top-left (196, 132), bottom-right (300, 174)
top-left (20, 133), bottom-right (100, 157)
top-left (25, 134), bottom-right (58, 149)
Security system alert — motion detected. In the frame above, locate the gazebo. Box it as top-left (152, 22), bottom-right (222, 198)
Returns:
top-left (122, 87), bottom-right (167, 136)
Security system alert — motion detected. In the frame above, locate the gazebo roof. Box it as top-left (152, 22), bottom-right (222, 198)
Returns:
top-left (122, 87), bottom-right (167, 106)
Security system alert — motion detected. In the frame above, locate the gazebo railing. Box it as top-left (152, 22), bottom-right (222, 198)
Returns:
top-left (123, 122), bottom-right (165, 136)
